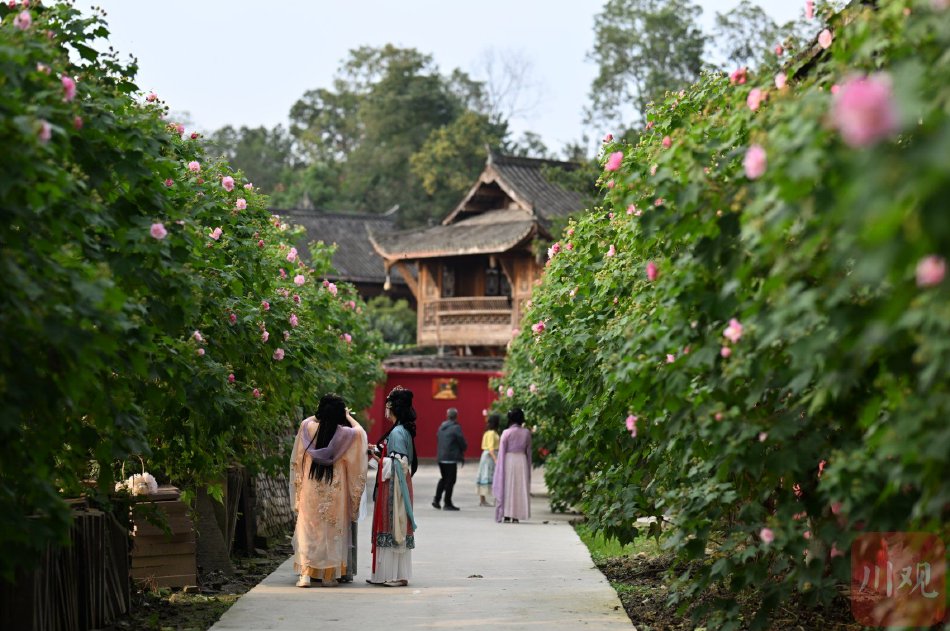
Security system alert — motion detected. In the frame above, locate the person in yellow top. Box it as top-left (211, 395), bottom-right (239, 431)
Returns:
top-left (476, 413), bottom-right (501, 506)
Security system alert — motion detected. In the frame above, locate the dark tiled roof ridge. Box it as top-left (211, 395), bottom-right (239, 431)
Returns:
top-left (277, 209), bottom-right (399, 283)
top-left (371, 223), bottom-right (433, 240)
top-left (378, 208), bottom-right (530, 239)
top-left (489, 150), bottom-right (582, 172)
top-left (273, 207), bottom-right (396, 222)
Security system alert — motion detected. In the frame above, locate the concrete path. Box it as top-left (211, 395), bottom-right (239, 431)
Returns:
top-left (212, 464), bottom-right (631, 630)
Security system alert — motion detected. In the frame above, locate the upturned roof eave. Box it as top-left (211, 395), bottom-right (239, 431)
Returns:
top-left (368, 222), bottom-right (537, 263)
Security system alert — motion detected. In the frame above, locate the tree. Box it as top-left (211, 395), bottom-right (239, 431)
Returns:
top-left (505, 131), bottom-right (554, 159)
top-left (289, 85), bottom-right (361, 164)
top-left (561, 136), bottom-right (593, 163)
top-left (505, 1), bottom-right (950, 626)
top-left (711, 0), bottom-right (780, 70)
top-left (0, 2), bottom-right (385, 579)
top-left (340, 49), bottom-right (466, 221)
top-left (204, 124), bottom-right (295, 195)
top-left (268, 159), bottom-right (343, 210)
top-left (363, 296), bottom-right (417, 347)
top-left (286, 45), bottom-right (515, 226)
top-left (586, 0), bottom-right (705, 132)
top-left (473, 48), bottom-right (543, 125)
top-left (410, 110), bottom-right (508, 213)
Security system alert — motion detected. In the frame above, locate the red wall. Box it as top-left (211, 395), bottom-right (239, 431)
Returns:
top-left (367, 368), bottom-right (501, 459)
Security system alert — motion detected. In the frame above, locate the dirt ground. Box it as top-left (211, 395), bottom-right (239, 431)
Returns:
top-left (106, 537), bottom-right (293, 631)
top-left (596, 553), bottom-right (864, 631)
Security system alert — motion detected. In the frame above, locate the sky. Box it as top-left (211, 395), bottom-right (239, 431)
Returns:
top-left (84, 1), bottom-right (802, 155)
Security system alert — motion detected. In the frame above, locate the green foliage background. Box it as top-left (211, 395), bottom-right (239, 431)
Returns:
top-left (0, 3), bottom-right (385, 581)
top-left (264, 45), bottom-right (513, 227)
top-left (499, 1), bottom-right (950, 627)
top-left (363, 296), bottom-right (417, 348)
top-left (203, 0), bottom-right (808, 230)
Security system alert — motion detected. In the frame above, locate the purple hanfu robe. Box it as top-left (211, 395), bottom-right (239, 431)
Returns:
top-left (492, 425), bottom-right (532, 522)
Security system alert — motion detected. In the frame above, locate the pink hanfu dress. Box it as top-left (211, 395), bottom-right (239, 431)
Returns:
top-left (289, 415), bottom-right (367, 581)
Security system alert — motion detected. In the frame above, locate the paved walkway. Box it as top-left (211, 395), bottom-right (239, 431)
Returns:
top-left (212, 464), bottom-right (631, 630)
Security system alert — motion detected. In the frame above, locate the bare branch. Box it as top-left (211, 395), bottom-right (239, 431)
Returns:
top-left (472, 47), bottom-right (544, 125)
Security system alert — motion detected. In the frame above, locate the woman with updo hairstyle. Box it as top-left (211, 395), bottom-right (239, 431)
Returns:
top-left (289, 393), bottom-right (367, 587)
top-left (492, 408), bottom-right (532, 523)
top-left (368, 386), bottom-right (418, 586)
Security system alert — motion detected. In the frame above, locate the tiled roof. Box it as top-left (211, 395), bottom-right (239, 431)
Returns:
top-left (489, 152), bottom-right (586, 222)
top-left (277, 209), bottom-right (404, 284)
top-left (369, 208), bottom-right (536, 260)
top-left (443, 151), bottom-right (586, 226)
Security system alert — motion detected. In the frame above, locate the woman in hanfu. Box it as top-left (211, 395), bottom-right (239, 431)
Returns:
top-left (290, 393), bottom-right (367, 587)
top-left (492, 408), bottom-right (532, 523)
top-left (368, 386), bottom-right (418, 586)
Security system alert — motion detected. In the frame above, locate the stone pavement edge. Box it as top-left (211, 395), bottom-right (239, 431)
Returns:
top-left (211, 463), bottom-right (633, 630)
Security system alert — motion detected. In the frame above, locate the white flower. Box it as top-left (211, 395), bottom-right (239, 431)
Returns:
top-left (121, 472), bottom-right (159, 496)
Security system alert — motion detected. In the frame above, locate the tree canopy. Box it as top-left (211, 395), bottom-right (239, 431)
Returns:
top-left (587, 0), bottom-right (811, 135)
top-left (204, 124), bottom-right (295, 194)
top-left (586, 0), bottom-right (706, 133)
top-left (206, 45), bottom-right (523, 227)
top-left (711, 0), bottom-right (780, 69)
top-left (204, 3), bottom-right (813, 223)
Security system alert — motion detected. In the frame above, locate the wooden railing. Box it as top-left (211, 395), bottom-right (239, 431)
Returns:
top-left (419, 297), bottom-right (513, 346)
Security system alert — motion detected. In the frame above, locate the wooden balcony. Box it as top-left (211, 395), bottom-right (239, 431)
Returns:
top-left (418, 296), bottom-right (514, 347)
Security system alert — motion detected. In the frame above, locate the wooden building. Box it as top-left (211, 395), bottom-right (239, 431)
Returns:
top-left (369, 151), bottom-right (584, 353)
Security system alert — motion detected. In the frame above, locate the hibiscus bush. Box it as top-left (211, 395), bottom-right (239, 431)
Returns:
top-left (0, 2), bottom-right (384, 580)
top-left (500, 0), bottom-right (950, 626)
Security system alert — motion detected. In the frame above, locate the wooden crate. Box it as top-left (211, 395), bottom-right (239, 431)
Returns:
top-left (131, 486), bottom-right (197, 588)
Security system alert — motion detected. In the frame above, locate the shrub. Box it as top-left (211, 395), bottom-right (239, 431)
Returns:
top-left (501, 1), bottom-right (950, 626)
top-left (0, 2), bottom-right (384, 580)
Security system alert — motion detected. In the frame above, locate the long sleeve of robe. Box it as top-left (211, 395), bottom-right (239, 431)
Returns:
top-left (492, 425), bottom-right (532, 522)
top-left (290, 415), bottom-right (367, 581)
top-left (370, 423), bottom-right (417, 582)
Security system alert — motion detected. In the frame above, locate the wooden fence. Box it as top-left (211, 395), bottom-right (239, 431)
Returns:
top-left (0, 469), bottom-right (275, 629)
top-left (0, 500), bottom-right (130, 631)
